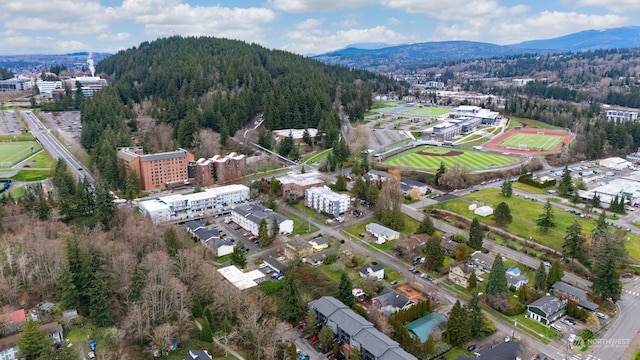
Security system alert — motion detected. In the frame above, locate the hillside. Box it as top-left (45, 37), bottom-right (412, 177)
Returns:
top-left (94, 36), bottom-right (401, 147)
top-left (314, 26), bottom-right (640, 71)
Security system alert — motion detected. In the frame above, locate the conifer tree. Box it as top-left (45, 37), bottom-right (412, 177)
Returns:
top-left (501, 177), bottom-right (512, 197)
top-left (494, 202), bottom-right (513, 227)
top-left (468, 292), bottom-right (482, 337)
top-left (486, 255), bottom-right (507, 297)
top-left (417, 214), bottom-right (436, 235)
top-left (534, 262), bottom-right (547, 291)
top-left (18, 319), bottom-right (47, 359)
top-left (546, 261), bottom-right (564, 288)
top-left (537, 199), bottom-right (555, 232)
top-left (424, 236), bottom-right (444, 272)
top-left (563, 219), bottom-right (586, 262)
top-left (336, 272), bottom-right (356, 307)
top-left (468, 218), bottom-right (484, 250)
top-left (280, 269), bottom-right (306, 323)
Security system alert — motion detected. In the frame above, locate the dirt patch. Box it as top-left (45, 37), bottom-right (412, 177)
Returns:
top-left (417, 150), bottom-right (463, 157)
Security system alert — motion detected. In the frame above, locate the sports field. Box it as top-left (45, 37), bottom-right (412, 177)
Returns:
top-left (405, 107), bottom-right (450, 116)
top-left (498, 132), bottom-right (564, 151)
top-left (0, 141), bottom-right (41, 167)
top-left (382, 145), bottom-right (519, 171)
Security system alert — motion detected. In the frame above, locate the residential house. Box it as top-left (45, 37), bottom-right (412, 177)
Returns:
top-left (366, 223), bottom-right (400, 244)
top-left (402, 234), bottom-right (427, 257)
top-left (0, 309), bottom-right (26, 336)
top-left (372, 289), bottom-right (414, 314)
top-left (304, 248), bottom-right (338, 266)
top-left (526, 296), bottom-right (566, 325)
top-left (506, 267), bottom-right (529, 290)
top-left (284, 238), bottom-right (314, 261)
top-left (470, 251), bottom-right (494, 272)
top-left (186, 223), bottom-right (235, 257)
top-left (309, 237), bottom-right (330, 252)
top-left (406, 313), bottom-right (447, 343)
top-left (400, 179), bottom-right (430, 196)
top-left (205, 238), bottom-right (235, 257)
top-left (308, 297), bottom-right (418, 360)
top-left (184, 350), bottom-right (213, 360)
top-left (364, 170), bottom-right (392, 182)
top-left (551, 281), bottom-right (599, 312)
top-left (231, 204), bottom-right (293, 236)
top-left (440, 238), bottom-right (458, 256)
top-left (448, 264), bottom-right (475, 288)
top-left (39, 302), bottom-right (55, 313)
top-left (456, 340), bottom-right (521, 360)
top-left (360, 263), bottom-right (385, 280)
top-left (0, 322), bottom-right (63, 360)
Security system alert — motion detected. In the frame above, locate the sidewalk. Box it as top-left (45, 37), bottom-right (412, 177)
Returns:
top-left (620, 331), bottom-right (640, 360)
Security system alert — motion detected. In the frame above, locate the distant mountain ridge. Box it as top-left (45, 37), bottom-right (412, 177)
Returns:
top-left (0, 52), bottom-right (111, 74)
top-left (314, 26), bottom-right (640, 70)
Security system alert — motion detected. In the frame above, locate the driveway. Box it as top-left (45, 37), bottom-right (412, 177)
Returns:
top-left (282, 328), bottom-right (328, 360)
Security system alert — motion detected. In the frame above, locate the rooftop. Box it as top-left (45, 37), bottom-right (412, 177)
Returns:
top-left (232, 204), bottom-right (291, 226)
top-left (551, 281), bottom-right (587, 299)
top-left (405, 313), bottom-right (447, 343)
top-left (366, 223), bottom-right (400, 238)
top-left (306, 186), bottom-right (351, 202)
top-left (528, 295), bottom-right (565, 316)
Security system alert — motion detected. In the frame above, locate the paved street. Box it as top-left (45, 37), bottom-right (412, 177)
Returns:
top-left (21, 110), bottom-right (94, 184)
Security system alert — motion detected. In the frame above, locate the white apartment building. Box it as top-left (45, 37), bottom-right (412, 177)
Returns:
top-left (231, 204), bottom-right (293, 236)
top-left (305, 186), bottom-right (351, 217)
top-left (606, 110), bottom-right (638, 123)
top-left (138, 184), bottom-right (249, 224)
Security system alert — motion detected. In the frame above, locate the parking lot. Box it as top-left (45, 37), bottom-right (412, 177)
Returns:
top-left (0, 111), bottom-right (23, 135)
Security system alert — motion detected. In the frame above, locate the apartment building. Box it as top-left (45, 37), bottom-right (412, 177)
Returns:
top-left (279, 172), bottom-right (325, 197)
top-left (309, 296), bottom-right (418, 360)
top-left (138, 184), bottom-right (249, 224)
top-left (606, 110), bottom-right (638, 123)
top-left (117, 147), bottom-right (195, 191)
top-left (231, 204), bottom-right (293, 236)
top-left (305, 186), bottom-right (351, 217)
top-left (188, 152), bottom-right (246, 187)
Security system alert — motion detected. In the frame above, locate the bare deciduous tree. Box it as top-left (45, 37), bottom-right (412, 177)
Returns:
top-left (192, 129), bottom-right (222, 159)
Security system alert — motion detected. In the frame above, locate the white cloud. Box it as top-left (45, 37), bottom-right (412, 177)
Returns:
top-left (133, 5), bottom-right (278, 44)
top-left (566, 0), bottom-right (640, 13)
top-left (433, 11), bottom-right (629, 44)
top-left (296, 18), bottom-right (324, 30)
top-left (332, 14), bottom-right (360, 28)
top-left (380, 0), bottom-right (528, 21)
top-left (387, 17), bottom-right (401, 25)
top-left (97, 32), bottom-right (131, 42)
top-left (267, 0), bottom-right (374, 13)
top-left (0, 32), bottom-right (86, 54)
top-left (284, 25), bottom-right (410, 54)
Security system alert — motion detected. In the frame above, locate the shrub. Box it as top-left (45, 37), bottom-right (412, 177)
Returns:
top-left (259, 280), bottom-right (285, 294)
top-left (323, 254), bottom-right (338, 265)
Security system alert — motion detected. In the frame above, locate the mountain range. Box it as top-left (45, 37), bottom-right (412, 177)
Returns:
top-left (314, 26), bottom-right (640, 70)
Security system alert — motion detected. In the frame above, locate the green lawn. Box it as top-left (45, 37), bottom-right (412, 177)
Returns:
top-left (303, 148), bottom-right (332, 164)
top-left (498, 132), bottom-right (564, 151)
top-left (279, 207), bottom-right (319, 235)
top-left (0, 133), bottom-right (35, 141)
top-left (455, 138), bottom-right (491, 150)
top-left (0, 141), bottom-right (42, 167)
top-left (430, 188), bottom-right (640, 260)
top-left (444, 347), bottom-right (474, 360)
top-left (509, 117), bottom-right (564, 130)
top-left (25, 151), bottom-right (56, 168)
top-left (291, 201), bottom-right (331, 223)
top-left (9, 186), bottom-right (25, 198)
top-left (512, 182), bottom-right (549, 195)
top-left (10, 169), bottom-right (51, 181)
top-left (513, 314), bottom-right (562, 340)
top-left (372, 101), bottom-right (398, 109)
top-left (405, 107), bottom-right (451, 116)
top-left (383, 145), bottom-right (519, 171)
top-left (345, 215), bottom-right (419, 240)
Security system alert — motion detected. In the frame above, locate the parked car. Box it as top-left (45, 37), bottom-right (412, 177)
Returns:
top-left (390, 280), bottom-right (398, 285)
top-left (466, 344), bottom-right (476, 351)
top-left (561, 319), bottom-right (574, 326)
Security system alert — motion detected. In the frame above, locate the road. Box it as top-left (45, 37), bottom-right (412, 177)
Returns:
top-left (588, 278), bottom-right (640, 360)
top-left (21, 110), bottom-right (94, 184)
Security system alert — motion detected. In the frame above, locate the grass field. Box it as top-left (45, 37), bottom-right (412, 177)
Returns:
top-left (509, 117), bottom-right (564, 130)
top-left (405, 107), bottom-right (451, 116)
top-left (372, 101), bottom-right (398, 109)
top-left (0, 141), bottom-right (42, 167)
top-left (430, 188), bottom-right (640, 261)
top-left (10, 169), bottom-right (51, 181)
top-left (498, 132), bottom-right (564, 151)
top-left (25, 151), bottom-right (56, 168)
top-left (383, 145), bottom-right (519, 171)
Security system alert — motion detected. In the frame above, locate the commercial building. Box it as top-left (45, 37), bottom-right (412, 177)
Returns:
top-left (551, 281), bottom-right (599, 312)
top-left (188, 152), bottom-right (246, 187)
top-left (606, 110), bottom-right (638, 122)
top-left (231, 204), bottom-right (293, 236)
top-left (0, 79), bottom-right (32, 92)
top-left (278, 171), bottom-right (325, 197)
top-left (308, 296), bottom-right (418, 360)
top-left (272, 128), bottom-right (318, 144)
top-left (305, 186), bottom-right (351, 217)
top-left (117, 147), bottom-right (195, 191)
top-left (138, 184), bottom-right (250, 224)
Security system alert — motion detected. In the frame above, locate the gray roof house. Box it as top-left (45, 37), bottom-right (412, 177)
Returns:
top-left (456, 341), bottom-right (522, 360)
top-left (366, 223), bottom-right (400, 244)
top-left (184, 220), bottom-right (206, 234)
top-left (505, 267), bottom-right (529, 290)
top-left (372, 289), bottom-right (413, 314)
top-left (551, 281), bottom-right (599, 311)
top-left (308, 296), bottom-right (418, 360)
top-left (526, 296), bottom-right (566, 325)
top-left (470, 251), bottom-right (495, 272)
top-left (184, 350), bottom-right (212, 360)
top-left (400, 179), bottom-right (429, 195)
top-left (231, 204), bottom-right (294, 235)
top-left (360, 263), bottom-right (385, 279)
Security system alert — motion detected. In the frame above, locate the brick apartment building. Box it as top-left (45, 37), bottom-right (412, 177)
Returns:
top-left (187, 152), bottom-right (246, 187)
top-left (117, 147), bottom-right (195, 191)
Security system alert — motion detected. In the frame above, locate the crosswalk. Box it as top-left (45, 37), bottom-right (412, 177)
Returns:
top-left (555, 350), bottom-right (603, 360)
top-left (622, 289), bottom-right (640, 297)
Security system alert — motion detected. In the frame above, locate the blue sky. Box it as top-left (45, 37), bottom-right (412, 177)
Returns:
top-left (0, 0), bottom-right (636, 55)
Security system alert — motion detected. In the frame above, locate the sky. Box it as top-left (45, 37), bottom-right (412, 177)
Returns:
top-left (0, 0), bottom-right (637, 56)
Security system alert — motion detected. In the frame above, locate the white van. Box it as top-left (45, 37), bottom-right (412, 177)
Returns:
top-left (550, 324), bottom-right (562, 332)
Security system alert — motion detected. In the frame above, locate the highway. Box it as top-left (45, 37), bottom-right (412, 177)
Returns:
top-left (21, 111), bottom-right (94, 184)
